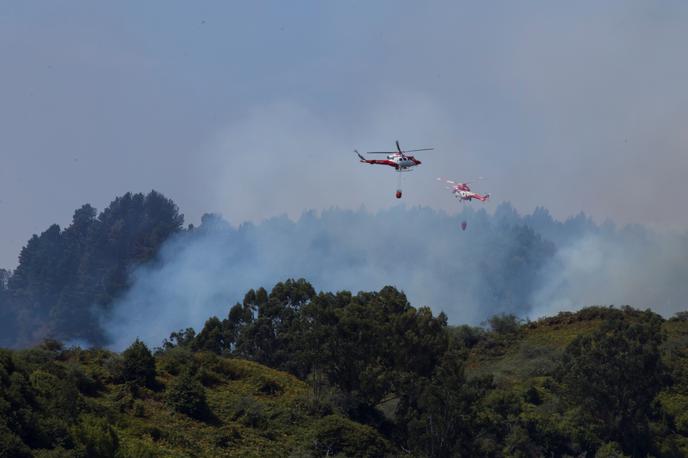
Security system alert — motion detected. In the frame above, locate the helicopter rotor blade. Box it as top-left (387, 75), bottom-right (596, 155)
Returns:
top-left (404, 148), bottom-right (434, 152)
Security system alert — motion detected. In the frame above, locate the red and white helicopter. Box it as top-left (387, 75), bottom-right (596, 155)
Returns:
top-left (355, 140), bottom-right (433, 198)
top-left (437, 177), bottom-right (490, 202)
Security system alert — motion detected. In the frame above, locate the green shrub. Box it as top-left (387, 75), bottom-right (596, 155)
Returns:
top-left (115, 437), bottom-right (159, 458)
top-left (488, 314), bottom-right (523, 336)
top-left (132, 401), bottom-right (146, 418)
top-left (112, 384), bottom-right (136, 413)
top-left (165, 370), bottom-right (210, 420)
top-left (0, 423), bottom-right (31, 458)
top-left (308, 415), bottom-right (391, 457)
top-left (197, 367), bottom-right (222, 387)
top-left (524, 385), bottom-right (542, 405)
top-left (671, 311), bottom-right (688, 322)
top-left (38, 339), bottom-right (64, 354)
top-left (232, 396), bottom-right (267, 429)
top-left (66, 363), bottom-right (103, 396)
top-left (121, 339), bottom-right (156, 388)
top-left (296, 391), bottom-right (336, 418)
top-left (449, 324), bottom-right (485, 349)
top-left (72, 415), bottom-right (119, 458)
top-left (210, 358), bottom-right (241, 380)
top-left (15, 348), bottom-right (56, 370)
top-left (212, 426), bottom-right (241, 448)
top-left (157, 346), bottom-right (193, 376)
top-left (257, 377), bottom-right (281, 396)
top-left (30, 370), bottom-right (81, 421)
top-left (32, 415), bottom-right (72, 450)
top-left (594, 442), bottom-right (628, 458)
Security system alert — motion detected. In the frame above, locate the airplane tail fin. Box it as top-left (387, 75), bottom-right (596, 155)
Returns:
top-left (355, 150), bottom-right (366, 161)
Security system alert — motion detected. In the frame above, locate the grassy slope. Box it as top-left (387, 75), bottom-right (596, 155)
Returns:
top-left (467, 316), bottom-right (688, 388)
top-left (54, 351), bottom-right (389, 457)
top-left (13, 312), bottom-right (688, 456)
top-left (466, 319), bottom-right (603, 387)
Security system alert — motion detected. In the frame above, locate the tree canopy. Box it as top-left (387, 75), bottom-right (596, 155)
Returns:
top-left (0, 191), bottom-right (183, 347)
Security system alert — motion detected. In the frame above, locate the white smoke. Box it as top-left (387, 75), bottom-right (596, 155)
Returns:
top-left (530, 227), bottom-right (688, 319)
top-left (104, 205), bottom-right (543, 350)
top-left (104, 202), bottom-right (688, 351)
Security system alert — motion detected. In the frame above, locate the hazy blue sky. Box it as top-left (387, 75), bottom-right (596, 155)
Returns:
top-left (2, 1), bottom-right (688, 268)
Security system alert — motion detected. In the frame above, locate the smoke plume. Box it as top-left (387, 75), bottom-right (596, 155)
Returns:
top-left (104, 203), bottom-right (688, 350)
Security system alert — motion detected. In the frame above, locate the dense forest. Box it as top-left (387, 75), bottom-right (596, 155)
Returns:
top-left (1, 284), bottom-right (687, 456)
top-left (5, 190), bottom-right (683, 350)
top-left (0, 191), bottom-right (184, 348)
top-left (1, 191), bottom-right (688, 456)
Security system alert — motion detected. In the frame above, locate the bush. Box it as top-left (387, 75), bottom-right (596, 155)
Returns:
top-left (487, 314), bottom-right (523, 336)
top-left (112, 383), bottom-right (136, 413)
top-left (595, 442), bottom-right (628, 458)
top-left (32, 415), bottom-right (72, 451)
top-left (232, 396), bottom-right (267, 429)
top-left (30, 370), bottom-right (81, 421)
top-left (296, 389), bottom-right (337, 418)
top-left (672, 311), bottom-right (688, 322)
top-left (158, 346), bottom-right (193, 376)
top-left (121, 339), bottom-right (156, 388)
top-left (524, 385), bottom-right (542, 405)
top-left (308, 415), bottom-right (392, 457)
top-left (66, 363), bottom-right (103, 396)
top-left (165, 370), bottom-right (210, 420)
top-left (39, 339), bottom-right (64, 354)
top-left (257, 378), bottom-right (282, 396)
top-left (197, 367), bottom-right (221, 387)
top-left (0, 423), bottom-right (31, 458)
top-left (133, 400), bottom-right (146, 418)
top-left (115, 436), bottom-right (160, 458)
top-left (72, 415), bottom-right (119, 458)
top-left (449, 324), bottom-right (485, 349)
top-left (212, 426), bottom-right (241, 448)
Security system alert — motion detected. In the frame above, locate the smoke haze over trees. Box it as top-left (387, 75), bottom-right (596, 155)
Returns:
top-left (0, 191), bottom-right (183, 348)
top-left (1, 191), bottom-right (687, 349)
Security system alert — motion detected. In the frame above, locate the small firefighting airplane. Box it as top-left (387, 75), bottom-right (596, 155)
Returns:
top-left (355, 141), bottom-right (433, 198)
top-left (437, 177), bottom-right (490, 202)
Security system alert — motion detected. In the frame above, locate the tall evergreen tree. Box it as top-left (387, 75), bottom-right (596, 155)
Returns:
top-left (2, 191), bottom-right (183, 347)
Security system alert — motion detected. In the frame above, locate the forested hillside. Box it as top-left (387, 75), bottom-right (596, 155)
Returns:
top-left (0, 191), bottom-right (184, 347)
top-left (2, 191), bottom-right (688, 456)
top-left (1, 282), bottom-right (687, 457)
top-left (6, 190), bottom-right (681, 350)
